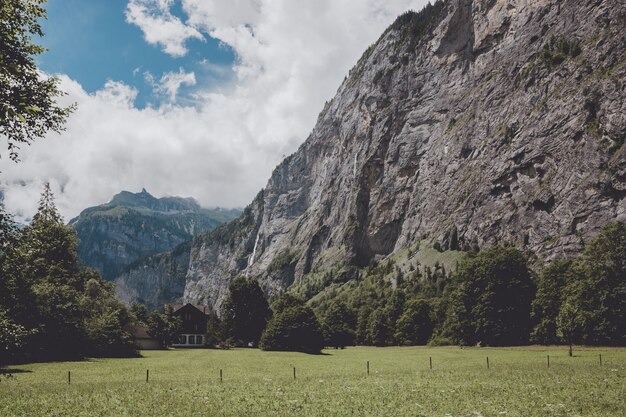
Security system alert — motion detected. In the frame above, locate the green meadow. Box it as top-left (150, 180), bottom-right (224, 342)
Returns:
top-left (1, 346), bottom-right (624, 417)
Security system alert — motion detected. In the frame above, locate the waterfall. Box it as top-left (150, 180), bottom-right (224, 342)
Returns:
top-left (248, 231), bottom-right (261, 267)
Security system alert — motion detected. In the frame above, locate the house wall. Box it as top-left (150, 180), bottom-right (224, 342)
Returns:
top-left (171, 333), bottom-right (205, 347)
top-left (136, 338), bottom-right (162, 350)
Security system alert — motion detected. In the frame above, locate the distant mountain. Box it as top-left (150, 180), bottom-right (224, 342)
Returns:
top-left (69, 189), bottom-right (240, 280)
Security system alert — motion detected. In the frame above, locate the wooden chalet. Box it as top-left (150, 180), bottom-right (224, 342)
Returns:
top-left (167, 303), bottom-right (209, 347)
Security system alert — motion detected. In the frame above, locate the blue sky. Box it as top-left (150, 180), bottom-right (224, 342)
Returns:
top-left (38, 0), bottom-right (236, 108)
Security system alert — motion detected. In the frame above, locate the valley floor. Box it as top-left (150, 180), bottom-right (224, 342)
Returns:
top-left (1, 346), bottom-right (624, 416)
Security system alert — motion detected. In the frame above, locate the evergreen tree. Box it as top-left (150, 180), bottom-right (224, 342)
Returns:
top-left (222, 276), bottom-right (270, 346)
top-left (1, 184), bottom-right (138, 362)
top-left (321, 301), bottom-right (356, 348)
top-left (383, 290), bottom-right (405, 344)
top-left (366, 308), bottom-right (389, 346)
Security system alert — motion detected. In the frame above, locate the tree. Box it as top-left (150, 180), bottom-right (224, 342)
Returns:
top-left (205, 309), bottom-right (223, 348)
top-left (441, 246), bottom-right (535, 346)
top-left (222, 276), bottom-right (270, 347)
top-left (81, 275), bottom-right (138, 357)
top-left (0, 0), bottom-right (74, 162)
top-left (5, 184), bottom-right (85, 360)
top-left (260, 294), bottom-right (324, 354)
top-left (566, 222), bottom-right (626, 345)
top-left (130, 303), bottom-right (150, 325)
top-left (0, 185), bottom-right (138, 362)
top-left (0, 307), bottom-right (34, 366)
top-left (394, 298), bottom-right (433, 345)
top-left (531, 259), bottom-right (574, 344)
top-left (366, 308), bottom-right (389, 346)
top-left (147, 306), bottom-right (181, 348)
top-left (383, 290), bottom-right (405, 343)
top-left (557, 300), bottom-right (583, 357)
top-left (320, 301), bottom-right (356, 348)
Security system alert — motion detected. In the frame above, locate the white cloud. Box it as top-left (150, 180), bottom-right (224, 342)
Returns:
top-left (157, 68), bottom-right (197, 101)
top-left (0, 0), bottom-right (429, 222)
top-left (126, 0), bottom-right (204, 57)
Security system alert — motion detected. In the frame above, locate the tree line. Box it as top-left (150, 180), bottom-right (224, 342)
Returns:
top-left (205, 222), bottom-right (624, 354)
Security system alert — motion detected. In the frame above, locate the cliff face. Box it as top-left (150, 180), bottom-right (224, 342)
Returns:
top-left (70, 189), bottom-right (240, 279)
top-left (114, 241), bottom-right (191, 311)
top-left (183, 0), bottom-right (626, 312)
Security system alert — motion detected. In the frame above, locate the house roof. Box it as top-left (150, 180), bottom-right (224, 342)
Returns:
top-left (132, 326), bottom-right (154, 339)
top-left (166, 303), bottom-right (209, 315)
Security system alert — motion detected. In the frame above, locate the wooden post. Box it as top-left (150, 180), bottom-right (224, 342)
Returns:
top-left (599, 354), bottom-right (602, 366)
top-left (220, 369), bottom-right (223, 382)
top-left (367, 361), bottom-right (370, 376)
top-left (68, 370), bottom-right (71, 385)
top-left (146, 369), bottom-right (149, 383)
top-left (429, 357), bottom-right (432, 370)
top-left (486, 356), bottom-right (489, 369)
top-left (547, 355), bottom-right (550, 368)
top-left (293, 367), bottom-right (296, 380)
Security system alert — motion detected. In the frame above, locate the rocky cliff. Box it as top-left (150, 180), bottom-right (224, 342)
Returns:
top-left (183, 0), bottom-right (626, 312)
top-left (70, 189), bottom-right (240, 279)
top-left (114, 241), bottom-right (191, 311)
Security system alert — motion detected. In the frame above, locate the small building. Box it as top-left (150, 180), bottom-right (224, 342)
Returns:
top-left (132, 326), bottom-right (161, 350)
top-left (168, 303), bottom-right (208, 347)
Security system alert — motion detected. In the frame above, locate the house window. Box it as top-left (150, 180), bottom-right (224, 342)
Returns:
top-left (179, 335), bottom-right (187, 344)
top-left (196, 336), bottom-right (203, 345)
top-left (188, 335), bottom-right (195, 344)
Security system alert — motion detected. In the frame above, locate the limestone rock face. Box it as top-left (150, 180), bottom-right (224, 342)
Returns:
top-left (184, 0), bottom-right (626, 312)
top-left (114, 242), bottom-right (191, 311)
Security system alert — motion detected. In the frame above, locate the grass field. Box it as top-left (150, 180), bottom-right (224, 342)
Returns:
top-left (1, 346), bottom-right (624, 416)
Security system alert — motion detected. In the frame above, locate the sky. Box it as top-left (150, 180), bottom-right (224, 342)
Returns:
top-left (0, 0), bottom-right (429, 222)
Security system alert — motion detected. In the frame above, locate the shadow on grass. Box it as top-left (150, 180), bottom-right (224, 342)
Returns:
top-left (0, 368), bottom-right (32, 374)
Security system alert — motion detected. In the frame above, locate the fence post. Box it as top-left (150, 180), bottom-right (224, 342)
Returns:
top-left (547, 355), bottom-right (550, 368)
top-left (367, 361), bottom-right (370, 376)
top-left (68, 370), bottom-right (71, 385)
top-left (486, 356), bottom-right (489, 369)
top-left (220, 369), bottom-right (223, 382)
top-left (599, 354), bottom-right (602, 366)
top-left (293, 367), bottom-right (296, 380)
top-left (429, 357), bottom-right (432, 370)
top-left (146, 369), bottom-right (149, 383)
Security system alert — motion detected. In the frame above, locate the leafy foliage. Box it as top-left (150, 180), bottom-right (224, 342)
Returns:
top-left (439, 246), bottom-right (535, 346)
top-left (222, 276), bottom-right (270, 347)
top-left (260, 294), bottom-right (324, 354)
top-left (0, 0), bottom-right (74, 161)
top-left (147, 305), bottom-right (182, 348)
